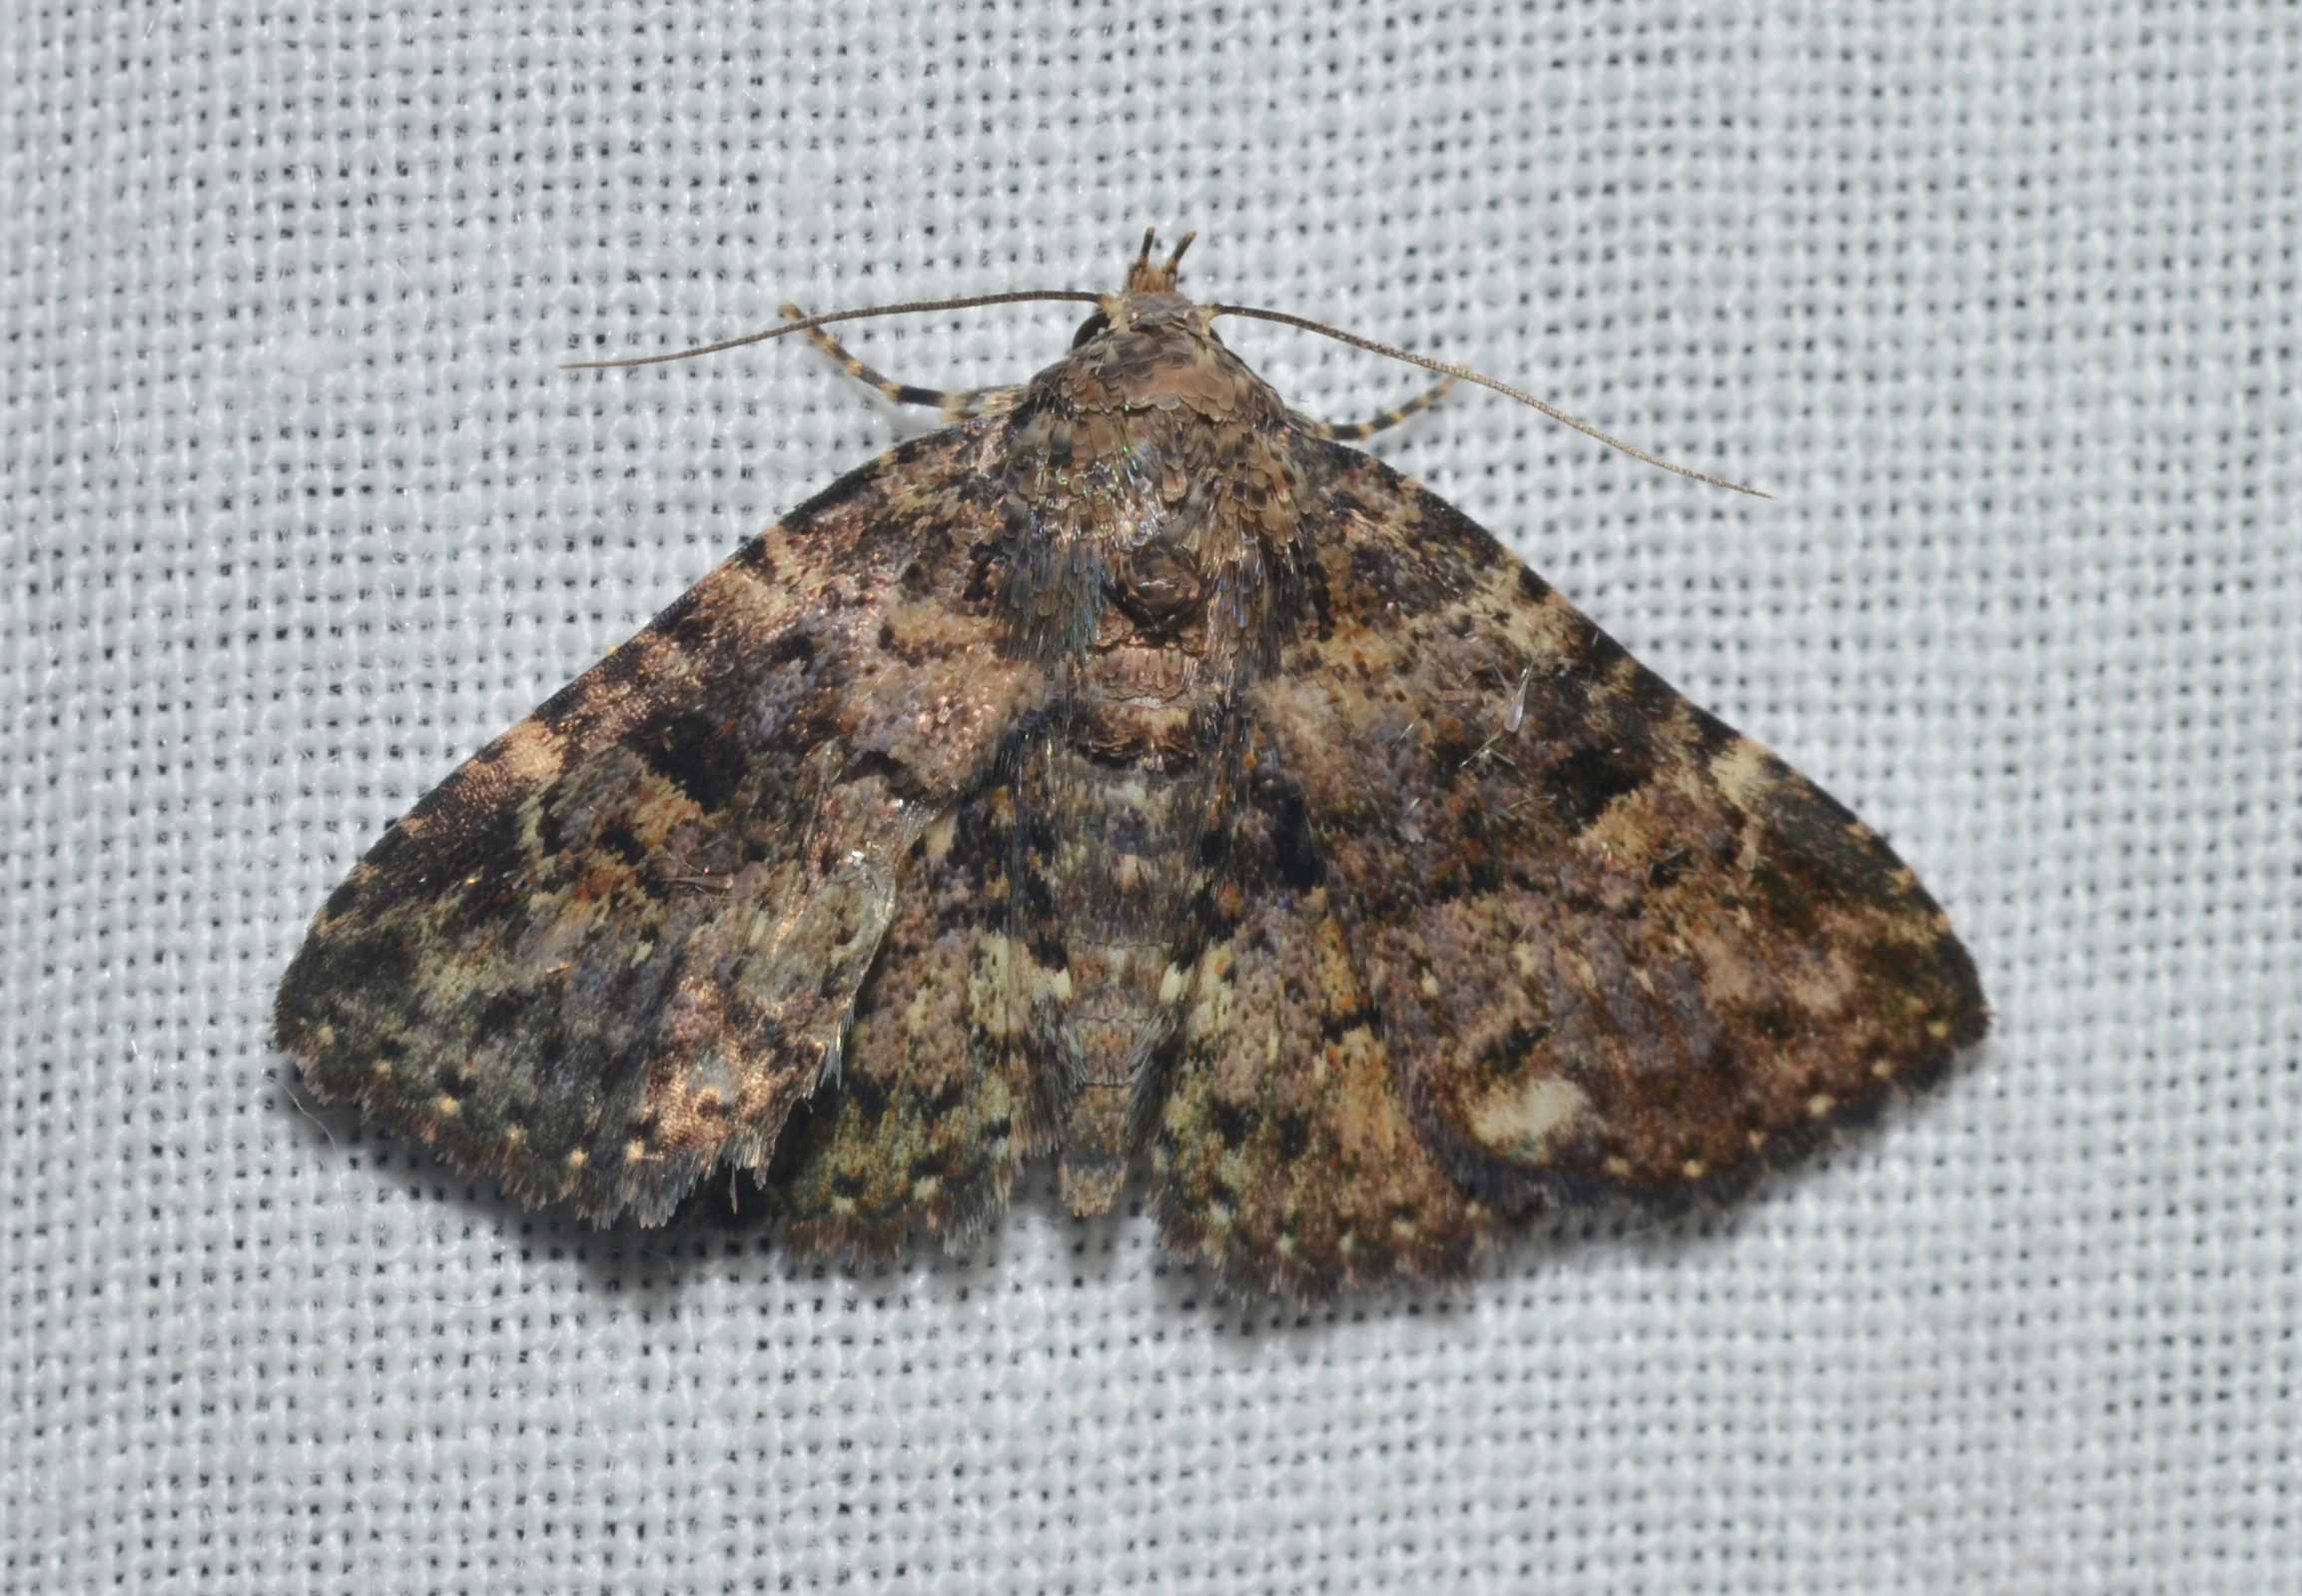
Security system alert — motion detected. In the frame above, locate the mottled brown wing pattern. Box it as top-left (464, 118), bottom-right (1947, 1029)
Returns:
top-left (279, 241), bottom-right (1987, 1295)
top-left (1150, 745), bottom-right (1500, 1298)
top-left (274, 424), bottom-right (1051, 1224)
top-left (759, 764), bottom-right (1065, 1254)
top-left (1251, 439), bottom-right (1987, 1213)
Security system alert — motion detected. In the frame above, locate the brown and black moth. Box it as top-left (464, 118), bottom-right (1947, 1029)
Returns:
top-left (276, 232), bottom-right (1986, 1299)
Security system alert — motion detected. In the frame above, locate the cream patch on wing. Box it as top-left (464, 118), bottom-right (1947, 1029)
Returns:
top-left (1708, 737), bottom-right (1776, 810)
top-left (1466, 1074), bottom-right (1592, 1161)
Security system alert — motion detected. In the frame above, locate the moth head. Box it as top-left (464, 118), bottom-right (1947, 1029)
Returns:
top-left (1074, 228), bottom-right (1215, 347)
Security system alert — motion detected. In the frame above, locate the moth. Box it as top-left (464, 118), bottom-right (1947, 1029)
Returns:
top-left (276, 232), bottom-right (1986, 1298)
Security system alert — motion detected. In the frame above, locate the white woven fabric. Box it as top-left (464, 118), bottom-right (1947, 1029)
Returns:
top-left (6, 2), bottom-right (2296, 1590)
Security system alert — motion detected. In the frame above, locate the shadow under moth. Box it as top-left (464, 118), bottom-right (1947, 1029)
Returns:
top-left (276, 232), bottom-right (1986, 1299)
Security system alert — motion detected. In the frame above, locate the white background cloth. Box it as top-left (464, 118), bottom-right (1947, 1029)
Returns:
top-left (5, 3), bottom-right (2296, 1590)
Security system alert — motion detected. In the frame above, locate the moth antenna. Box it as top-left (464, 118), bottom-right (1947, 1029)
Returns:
top-left (561, 290), bottom-right (1106, 372)
top-left (1208, 303), bottom-right (1770, 497)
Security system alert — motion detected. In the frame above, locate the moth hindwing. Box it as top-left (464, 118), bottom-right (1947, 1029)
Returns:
top-left (277, 233), bottom-right (1986, 1299)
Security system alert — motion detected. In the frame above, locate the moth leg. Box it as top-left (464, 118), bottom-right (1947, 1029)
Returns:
top-left (1292, 376), bottom-right (1457, 441)
top-left (781, 302), bottom-right (1024, 420)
